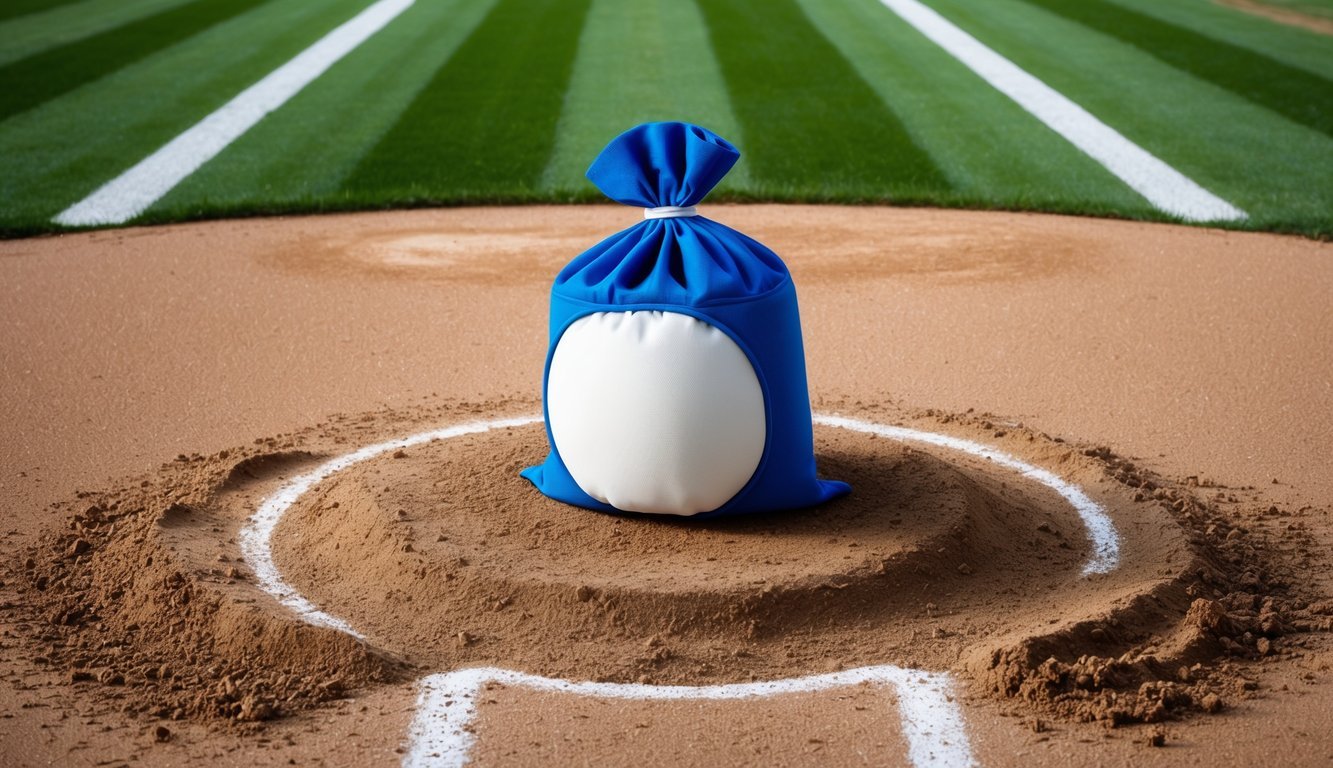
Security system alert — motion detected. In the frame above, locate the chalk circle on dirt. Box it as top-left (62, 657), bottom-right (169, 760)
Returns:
top-left (238, 412), bottom-right (1141, 767)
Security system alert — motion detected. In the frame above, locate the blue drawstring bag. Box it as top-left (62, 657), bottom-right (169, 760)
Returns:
top-left (521, 122), bottom-right (849, 517)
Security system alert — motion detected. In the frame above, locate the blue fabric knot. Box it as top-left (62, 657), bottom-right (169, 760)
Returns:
top-left (555, 122), bottom-right (789, 306)
top-left (586, 122), bottom-right (739, 208)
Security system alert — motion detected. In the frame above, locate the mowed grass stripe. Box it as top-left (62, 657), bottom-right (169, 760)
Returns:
top-left (794, 0), bottom-right (1151, 217)
top-left (152, 0), bottom-right (499, 217)
top-left (0, 0), bottom-right (272, 121)
top-left (0, 0), bottom-right (85, 23)
top-left (1019, 0), bottom-right (1333, 136)
top-left (0, 0), bottom-right (372, 233)
top-left (0, 0), bottom-right (196, 68)
top-left (1108, 0), bottom-right (1333, 78)
top-left (696, 0), bottom-right (949, 199)
top-left (540, 0), bottom-right (748, 196)
top-left (344, 0), bottom-right (592, 199)
top-left (56, 0), bottom-right (417, 226)
top-left (923, 0), bottom-right (1333, 236)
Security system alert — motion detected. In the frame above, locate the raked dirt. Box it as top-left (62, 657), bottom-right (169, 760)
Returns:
top-left (1, 204), bottom-right (1331, 766)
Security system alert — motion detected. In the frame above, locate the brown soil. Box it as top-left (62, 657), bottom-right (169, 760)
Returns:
top-left (6, 435), bottom-right (407, 726)
top-left (471, 684), bottom-right (909, 765)
top-left (2, 204), bottom-right (1331, 766)
top-left (270, 417), bottom-right (1103, 677)
top-left (6, 395), bottom-right (1320, 737)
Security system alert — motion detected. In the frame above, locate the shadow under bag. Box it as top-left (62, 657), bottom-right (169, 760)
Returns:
top-left (523, 121), bottom-right (849, 518)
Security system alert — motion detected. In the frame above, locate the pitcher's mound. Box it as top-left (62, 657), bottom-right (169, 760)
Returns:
top-left (268, 420), bottom-right (1107, 676)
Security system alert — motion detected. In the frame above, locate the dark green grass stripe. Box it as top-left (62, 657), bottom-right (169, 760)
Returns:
top-left (0, 0), bottom-right (85, 23)
top-left (1020, 0), bottom-right (1333, 136)
top-left (343, 0), bottom-right (591, 198)
top-left (695, 0), bottom-right (948, 197)
top-left (0, 0), bottom-right (270, 121)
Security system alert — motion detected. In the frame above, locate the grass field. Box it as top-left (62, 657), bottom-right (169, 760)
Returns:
top-left (0, 0), bottom-right (1330, 238)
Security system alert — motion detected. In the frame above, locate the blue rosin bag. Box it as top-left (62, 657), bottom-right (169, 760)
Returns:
top-left (521, 122), bottom-right (849, 517)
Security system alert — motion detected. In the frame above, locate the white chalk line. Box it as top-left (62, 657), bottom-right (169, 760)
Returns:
top-left (816, 415), bottom-right (1119, 575)
top-left (237, 415), bottom-right (541, 638)
top-left (240, 412), bottom-right (1123, 767)
top-left (405, 666), bottom-right (975, 768)
top-left (53, 0), bottom-right (415, 227)
top-left (878, 0), bottom-right (1246, 223)
top-left (240, 413), bottom-right (1119, 635)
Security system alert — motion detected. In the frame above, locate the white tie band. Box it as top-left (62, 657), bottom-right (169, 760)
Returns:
top-left (644, 205), bottom-right (698, 219)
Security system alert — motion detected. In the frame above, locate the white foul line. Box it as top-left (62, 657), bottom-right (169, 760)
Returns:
top-left (53, 0), bottom-right (416, 227)
top-left (816, 415), bottom-right (1119, 575)
top-left (240, 413), bottom-right (1121, 768)
top-left (878, 0), bottom-right (1246, 223)
top-left (405, 666), bottom-right (976, 768)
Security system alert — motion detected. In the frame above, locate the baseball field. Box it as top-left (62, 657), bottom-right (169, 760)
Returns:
top-left (1, 0), bottom-right (1330, 236)
top-left (3, 1), bottom-right (1333, 768)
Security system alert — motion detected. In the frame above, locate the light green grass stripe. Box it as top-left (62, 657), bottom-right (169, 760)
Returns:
top-left (1107, 0), bottom-right (1333, 79)
top-left (698, 0), bottom-right (950, 199)
top-left (341, 0), bottom-right (591, 199)
top-left (540, 0), bottom-right (749, 197)
top-left (1020, 0), bottom-right (1331, 136)
top-left (153, 0), bottom-right (499, 216)
top-left (795, 0), bottom-right (1149, 216)
top-left (0, 0), bottom-right (371, 231)
top-left (1, 0), bottom-right (273, 123)
top-left (0, 0), bottom-right (194, 67)
top-left (921, 0), bottom-right (1332, 235)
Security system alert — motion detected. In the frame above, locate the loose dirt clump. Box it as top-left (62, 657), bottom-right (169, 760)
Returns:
top-left (9, 439), bottom-right (407, 726)
top-left (970, 434), bottom-right (1324, 727)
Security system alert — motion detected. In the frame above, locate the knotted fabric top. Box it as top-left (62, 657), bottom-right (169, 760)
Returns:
top-left (586, 122), bottom-right (740, 208)
top-left (556, 122), bottom-right (789, 307)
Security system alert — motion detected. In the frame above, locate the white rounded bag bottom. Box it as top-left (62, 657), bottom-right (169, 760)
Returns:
top-left (546, 311), bottom-right (767, 516)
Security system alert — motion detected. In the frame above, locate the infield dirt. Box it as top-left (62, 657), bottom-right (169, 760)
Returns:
top-left (1, 205), bottom-right (1331, 766)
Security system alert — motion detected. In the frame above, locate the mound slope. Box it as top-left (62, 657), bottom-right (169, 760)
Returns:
top-left (267, 421), bottom-right (1093, 679)
top-left (10, 400), bottom-right (1321, 730)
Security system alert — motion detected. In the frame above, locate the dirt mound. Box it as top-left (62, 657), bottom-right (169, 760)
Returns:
top-left (970, 441), bottom-right (1326, 725)
top-left (264, 420), bottom-right (1093, 680)
top-left (7, 399), bottom-right (1313, 731)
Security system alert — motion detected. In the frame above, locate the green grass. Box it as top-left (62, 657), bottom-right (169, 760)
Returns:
top-left (152, 0), bottom-right (499, 216)
top-left (926, 0), bottom-right (1333, 236)
top-left (0, 0), bottom-right (194, 68)
top-left (0, 0), bottom-right (271, 121)
top-left (539, 0), bottom-right (750, 195)
top-left (0, 0), bottom-right (371, 230)
top-left (1107, 0), bottom-right (1333, 77)
top-left (0, 0), bottom-right (1330, 238)
top-left (698, 0), bottom-right (949, 199)
top-left (1243, 0), bottom-right (1333, 21)
top-left (341, 0), bottom-right (592, 200)
top-left (0, 0), bottom-right (84, 24)
top-left (1021, 0), bottom-right (1333, 137)
top-left (795, 0), bottom-right (1151, 216)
